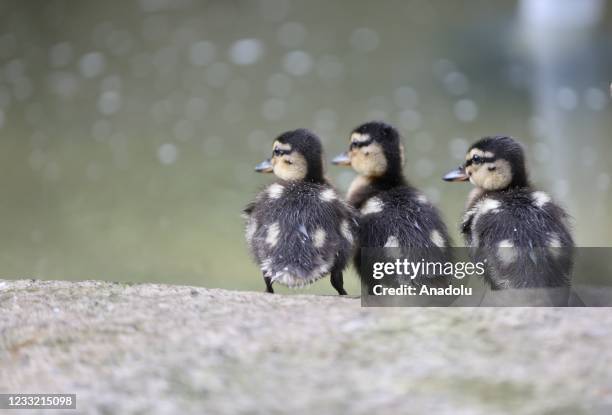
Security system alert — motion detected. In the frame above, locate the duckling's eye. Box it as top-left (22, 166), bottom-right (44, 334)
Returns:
top-left (350, 142), bottom-right (357, 149)
top-left (472, 155), bottom-right (482, 164)
top-left (273, 148), bottom-right (282, 156)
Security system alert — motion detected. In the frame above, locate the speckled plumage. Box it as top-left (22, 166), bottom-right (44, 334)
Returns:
top-left (463, 187), bottom-right (574, 289)
top-left (244, 129), bottom-right (357, 294)
top-left (337, 122), bottom-right (452, 287)
top-left (353, 182), bottom-right (452, 287)
top-left (452, 136), bottom-right (575, 289)
top-left (244, 180), bottom-right (357, 287)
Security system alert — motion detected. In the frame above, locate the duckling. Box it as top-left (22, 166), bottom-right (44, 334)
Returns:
top-left (443, 135), bottom-right (574, 289)
top-left (243, 128), bottom-right (357, 295)
top-left (332, 121), bottom-right (451, 287)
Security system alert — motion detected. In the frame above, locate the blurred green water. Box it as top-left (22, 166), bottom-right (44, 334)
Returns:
top-left (0, 0), bottom-right (610, 293)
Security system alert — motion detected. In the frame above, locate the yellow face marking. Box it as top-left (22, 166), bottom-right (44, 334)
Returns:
top-left (269, 140), bottom-right (307, 181)
top-left (464, 147), bottom-right (511, 190)
top-left (349, 142), bottom-right (387, 177)
top-left (465, 158), bottom-right (512, 191)
top-left (271, 151), bottom-right (308, 181)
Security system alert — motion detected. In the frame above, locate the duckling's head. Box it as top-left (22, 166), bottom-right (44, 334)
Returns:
top-left (332, 121), bottom-right (404, 180)
top-left (255, 128), bottom-right (324, 182)
top-left (443, 136), bottom-right (528, 191)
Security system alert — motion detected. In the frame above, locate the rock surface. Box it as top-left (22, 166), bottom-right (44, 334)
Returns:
top-left (1, 279), bottom-right (611, 415)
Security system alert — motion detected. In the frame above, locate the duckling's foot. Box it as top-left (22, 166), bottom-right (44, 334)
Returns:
top-left (330, 270), bottom-right (347, 296)
top-left (263, 276), bottom-right (274, 294)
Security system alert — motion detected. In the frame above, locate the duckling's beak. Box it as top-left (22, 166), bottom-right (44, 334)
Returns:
top-left (443, 166), bottom-right (469, 182)
top-left (255, 159), bottom-right (273, 173)
top-left (332, 152), bottom-right (351, 166)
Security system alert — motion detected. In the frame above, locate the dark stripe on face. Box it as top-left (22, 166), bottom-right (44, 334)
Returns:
top-left (273, 148), bottom-right (291, 156)
top-left (350, 138), bottom-right (373, 149)
top-left (465, 155), bottom-right (495, 167)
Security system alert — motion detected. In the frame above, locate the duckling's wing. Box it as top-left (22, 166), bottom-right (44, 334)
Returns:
top-left (247, 183), bottom-right (357, 287)
top-left (355, 190), bottom-right (452, 286)
top-left (357, 190), bottom-right (451, 249)
top-left (473, 200), bottom-right (573, 289)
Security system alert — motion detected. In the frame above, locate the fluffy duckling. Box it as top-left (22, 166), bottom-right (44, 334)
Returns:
top-left (243, 129), bottom-right (357, 295)
top-left (332, 121), bottom-right (451, 286)
top-left (443, 135), bottom-right (574, 289)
